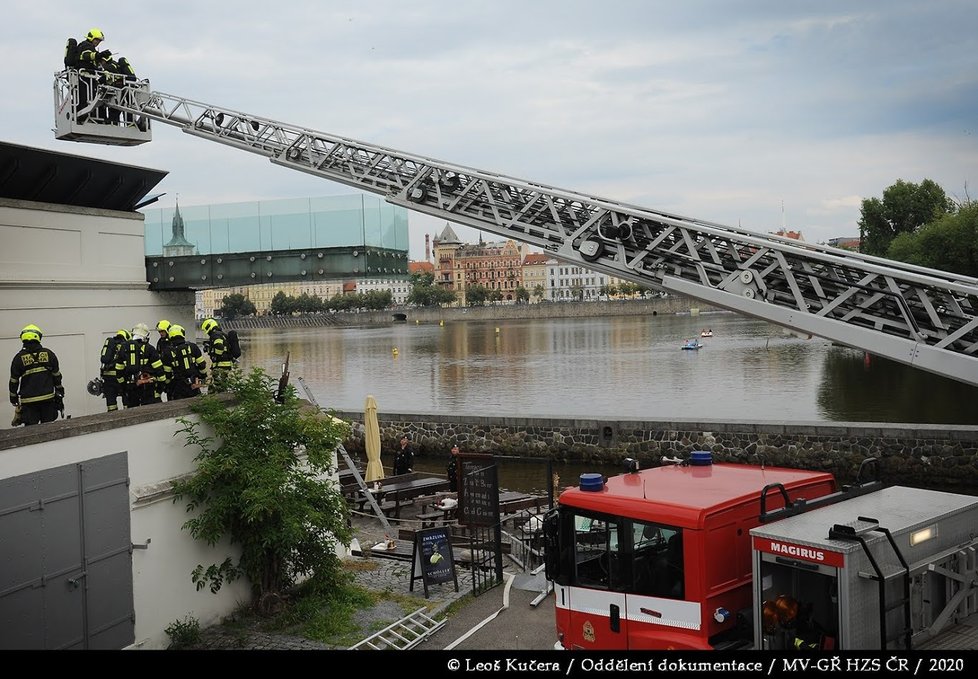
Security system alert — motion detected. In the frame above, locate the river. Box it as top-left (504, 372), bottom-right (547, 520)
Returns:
top-left (237, 311), bottom-right (978, 426)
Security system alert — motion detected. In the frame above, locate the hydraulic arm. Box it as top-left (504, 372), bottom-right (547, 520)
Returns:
top-left (54, 72), bottom-right (978, 386)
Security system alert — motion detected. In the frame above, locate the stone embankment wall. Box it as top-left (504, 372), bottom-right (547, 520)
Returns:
top-left (334, 411), bottom-right (978, 493)
top-left (224, 297), bottom-right (720, 329)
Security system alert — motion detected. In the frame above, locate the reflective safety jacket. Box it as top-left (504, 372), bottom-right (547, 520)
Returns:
top-left (205, 329), bottom-right (235, 371)
top-left (163, 337), bottom-right (207, 385)
top-left (99, 335), bottom-right (127, 379)
top-left (9, 341), bottom-right (63, 405)
top-left (114, 339), bottom-right (165, 386)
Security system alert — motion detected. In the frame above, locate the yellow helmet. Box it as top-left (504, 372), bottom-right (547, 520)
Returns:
top-left (156, 319), bottom-right (171, 332)
top-left (87, 29), bottom-right (105, 42)
top-left (168, 324), bottom-right (186, 339)
top-left (116, 328), bottom-right (131, 340)
top-left (201, 318), bottom-right (219, 334)
top-left (20, 324), bottom-right (43, 342)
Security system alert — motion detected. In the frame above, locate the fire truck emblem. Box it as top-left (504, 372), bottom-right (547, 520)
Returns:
top-left (583, 620), bottom-right (595, 643)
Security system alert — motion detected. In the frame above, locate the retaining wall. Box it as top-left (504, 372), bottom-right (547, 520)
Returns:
top-left (333, 410), bottom-right (978, 493)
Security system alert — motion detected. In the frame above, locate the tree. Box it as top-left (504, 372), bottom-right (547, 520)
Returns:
top-left (465, 284), bottom-right (489, 306)
top-left (532, 284), bottom-right (545, 303)
top-left (172, 367), bottom-right (353, 611)
top-left (515, 286), bottom-right (530, 304)
top-left (858, 179), bottom-right (955, 256)
top-left (887, 201), bottom-right (978, 277)
top-left (219, 293), bottom-right (256, 320)
top-left (407, 271), bottom-right (456, 307)
top-left (270, 291), bottom-right (294, 316)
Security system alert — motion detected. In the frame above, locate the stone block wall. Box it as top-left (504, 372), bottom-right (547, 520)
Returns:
top-left (334, 411), bottom-right (978, 493)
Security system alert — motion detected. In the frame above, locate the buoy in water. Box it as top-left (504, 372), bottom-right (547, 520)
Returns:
top-left (439, 320), bottom-right (444, 326)
top-left (495, 327), bottom-right (500, 334)
top-left (392, 347), bottom-right (399, 356)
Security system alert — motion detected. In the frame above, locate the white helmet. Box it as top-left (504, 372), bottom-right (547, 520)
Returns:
top-left (131, 322), bottom-right (150, 341)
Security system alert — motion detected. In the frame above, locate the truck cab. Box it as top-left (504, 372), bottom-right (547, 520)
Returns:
top-left (543, 454), bottom-right (837, 650)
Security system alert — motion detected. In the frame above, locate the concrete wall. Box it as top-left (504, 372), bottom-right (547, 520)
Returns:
top-left (0, 198), bottom-right (195, 426)
top-left (0, 401), bottom-right (252, 649)
top-left (335, 411), bottom-right (978, 493)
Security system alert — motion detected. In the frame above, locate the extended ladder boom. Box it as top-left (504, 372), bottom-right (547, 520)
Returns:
top-left (55, 73), bottom-right (978, 386)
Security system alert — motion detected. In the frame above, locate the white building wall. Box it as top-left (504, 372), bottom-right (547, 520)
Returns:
top-left (0, 199), bottom-right (195, 426)
top-left (0, 405), bottom-right (344, 649)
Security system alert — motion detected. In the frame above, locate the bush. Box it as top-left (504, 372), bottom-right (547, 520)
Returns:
top-left (172, 367), bottom-right (354, 608)
top-left (164, 615), bottom-right (201, 648)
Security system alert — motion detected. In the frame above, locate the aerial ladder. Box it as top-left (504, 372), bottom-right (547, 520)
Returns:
top-left (53, 70), bottom-right (978, 387)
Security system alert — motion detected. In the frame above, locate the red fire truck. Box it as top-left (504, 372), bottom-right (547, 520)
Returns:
top-left (542, 452), bottom-right (978, 650)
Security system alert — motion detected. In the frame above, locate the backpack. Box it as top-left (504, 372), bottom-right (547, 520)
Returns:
top-left (226, 329), bottom-right (242, 360)
top-left (64, 37), bottom-right (80, 68)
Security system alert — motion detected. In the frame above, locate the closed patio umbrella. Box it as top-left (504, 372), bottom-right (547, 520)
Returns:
top-left (364, 394), bottom-right (384, 483)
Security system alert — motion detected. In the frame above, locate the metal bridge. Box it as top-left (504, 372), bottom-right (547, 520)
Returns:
top-left (52, 69), bottom-right (978, 387)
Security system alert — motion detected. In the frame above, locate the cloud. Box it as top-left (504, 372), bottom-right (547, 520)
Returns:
top-left (7, 1), bottom-right (977, 260)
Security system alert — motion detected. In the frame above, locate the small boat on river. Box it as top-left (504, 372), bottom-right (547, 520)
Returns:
top-left (700, 328), bottom-right (713, 337)
top-left (681, 339), bottom-right (703, 350)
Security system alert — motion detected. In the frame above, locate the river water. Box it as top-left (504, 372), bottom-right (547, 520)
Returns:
top-left (238, 311), bottom-right (978, 426)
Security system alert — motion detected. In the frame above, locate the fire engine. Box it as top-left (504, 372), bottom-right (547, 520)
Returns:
top-left (542, 453), bottom-right (978, 650)
top-left (50, 69), bottom-right (978, 650)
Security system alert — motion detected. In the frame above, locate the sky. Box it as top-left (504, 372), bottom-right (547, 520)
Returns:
top-left (8, 1), bottom-right (978, 262)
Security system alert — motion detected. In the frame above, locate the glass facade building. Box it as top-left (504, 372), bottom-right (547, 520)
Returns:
top-left (141, 194), bottom-right (409, 257)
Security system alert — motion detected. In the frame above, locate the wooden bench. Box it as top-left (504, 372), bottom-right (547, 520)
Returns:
top-left (416, 510), bottom-right (453, 528)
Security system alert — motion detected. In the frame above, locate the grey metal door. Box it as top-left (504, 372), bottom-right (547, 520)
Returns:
top-left (0, 452), bottom-right (134, 649)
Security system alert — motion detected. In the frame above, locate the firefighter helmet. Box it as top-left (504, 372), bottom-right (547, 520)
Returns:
top-left (20, 324), bottom-right (43, 342)
top-left (131, 323), bottom-right (150, 341)
top-left (201, 318), bottom-right (219, 334)
top-left (168, 324), bottom-right (186, 339)
top-left (87, 29), bottom-right (105, 42)
top-left (156, 320), bottom-right (171, 333)
top-left (116, 328), bottom-right (131, 340)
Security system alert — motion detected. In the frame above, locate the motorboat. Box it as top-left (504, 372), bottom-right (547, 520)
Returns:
top-left (681, 339), bottom-right (703, 350)
top-left (700, 329), bottom-right (713, 337)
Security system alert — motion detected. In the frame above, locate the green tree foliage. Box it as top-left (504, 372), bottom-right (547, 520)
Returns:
top-left (887, 202), bottom-right (978, 277)
top-left (858, 179), bottom-right (955, 256)
top-left (219, 293), bottom-right (257, 320)
top-left (407, 272), bottom-right (457, 307)
top-left (465, 284), bottom-right (489, 306)
top-left (515, 286), bottom-right (530, 304)
top-left (532, 284), bottom-right (545, 302)
top-left (270, 291), bottom-right (294, 316)
top-left (172, 368), bottom-right (353, 606)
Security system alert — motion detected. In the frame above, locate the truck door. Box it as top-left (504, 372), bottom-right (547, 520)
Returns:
top-left (565, 514), bottom-right (628, 649)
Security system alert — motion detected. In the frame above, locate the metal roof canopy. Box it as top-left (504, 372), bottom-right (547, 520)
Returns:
top-left (0, 140), bottom-right (167, 212)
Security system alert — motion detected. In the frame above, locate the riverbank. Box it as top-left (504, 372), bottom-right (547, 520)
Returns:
top-left (334, 411), bottom-right (978, 494)
top-left (223, 296), bottom-right (722, 329)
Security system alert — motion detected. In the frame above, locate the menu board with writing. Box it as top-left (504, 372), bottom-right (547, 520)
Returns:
top-left (457, 454), bottom-right (499, 527)
top-left (410, 527), bottom-right (458, 598)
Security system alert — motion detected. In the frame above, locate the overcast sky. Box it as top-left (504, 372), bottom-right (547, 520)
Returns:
top-left (9, 1), bottom-right (977, 261)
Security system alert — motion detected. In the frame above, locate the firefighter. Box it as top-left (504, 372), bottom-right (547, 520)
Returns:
top-left (201, 318), bottom-right (234, 391)
top-left (75, 29), bottom-right (110, 114)
top-left (161, 325), bottom-right (207, 400)
top-left (99, 328), bottom-right (130, 412)
top-left (155, 320), bottom-right (173, 399)
top-left (115, 323), bottom-right (165, 407)
top-left (9, 324), bottom-right (64, 426)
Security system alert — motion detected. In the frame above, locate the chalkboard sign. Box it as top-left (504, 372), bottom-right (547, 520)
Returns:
top-left (457, 454), bottom-right (499, 527)
top-left (410, 526), bottom-right (458, 598)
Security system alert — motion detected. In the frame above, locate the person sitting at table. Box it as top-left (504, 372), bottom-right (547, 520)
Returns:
top-left (394, 434), bottom-right (414, 476)
top-left (446, 443), bottom-right (460, 492)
